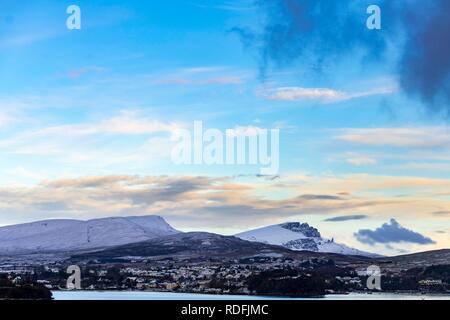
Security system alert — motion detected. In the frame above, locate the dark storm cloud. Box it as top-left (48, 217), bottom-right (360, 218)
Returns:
top-left (324, 214), bottom-right (368, 222)
top-left (231, 0), bottom-right (388, 77)
top-left (398, 0), bottom-right (450, 111)
top-left (355, 219), bottom-right (435, 245)
top-left (233, 0), bottom-right (450, 113)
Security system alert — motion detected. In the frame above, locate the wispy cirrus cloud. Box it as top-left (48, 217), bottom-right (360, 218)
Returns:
top-left (156, 76), bottom-right (243, 86)
top-left (192, 0), bottom-right (256, 12)
top-left (0, 111), bottom-right (184, 166)
top-left (226, 125), bottom-right (267, 137)
top-left (0, 31), bottom-right (56, 49)
top-left (345, 156), bottom-right (378, 166)
top-left (325, 215), bottom-right (368, 222)
top-left (335, 127), bottom-right (450, 148)
top-left (0, 110), bottom-right (182, 142)
top-left (262, 86), bottom-right (396, 102)
top-left (0, 113), bottom-right (13, 128)
top-left (0, 100), bottom-right (29, 128)
top-left (153, 66), bottom-right (246, 86)
top-left (66, 66), bottom-right (107, 79)
top-left (328, 127), bottom-right (450, 172)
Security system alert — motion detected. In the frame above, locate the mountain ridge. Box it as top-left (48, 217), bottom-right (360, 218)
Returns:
top-left (0, 215), bottom-right (179, 254)
top-left (70, 231), bottom-right (373, 264)
top-left (71, 232), bottom-right (449, 270)
top-left (236, 221), bottom-right (378, 257)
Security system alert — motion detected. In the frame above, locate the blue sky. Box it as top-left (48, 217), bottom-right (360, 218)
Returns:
top-left (0, 0), bottom-right (449, 255)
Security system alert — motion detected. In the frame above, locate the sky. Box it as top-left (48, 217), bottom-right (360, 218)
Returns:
top-left (0, 0), bottom-right (449, 256)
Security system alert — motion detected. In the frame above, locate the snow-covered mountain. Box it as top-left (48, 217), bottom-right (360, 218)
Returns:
top-left (236, 222), bottom-right (377, 257)
top-left (0, 215), bottom-right (179, 254)
top-left (0, 216), bottom-right (378, 257)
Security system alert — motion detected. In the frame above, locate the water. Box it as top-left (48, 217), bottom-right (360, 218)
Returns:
top-left (52, 291), bottom-right (450, 300)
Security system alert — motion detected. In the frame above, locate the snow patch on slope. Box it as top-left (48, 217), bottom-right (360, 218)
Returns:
top-left (0, 215), bottom-right (179, 254)
top-left (236, 222), bottom-right (377, 257)
top-left (235, 224), bottom-right (307, 245)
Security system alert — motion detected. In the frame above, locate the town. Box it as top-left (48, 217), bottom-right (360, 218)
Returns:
top-left (1, 254), bottom-right (448, 298)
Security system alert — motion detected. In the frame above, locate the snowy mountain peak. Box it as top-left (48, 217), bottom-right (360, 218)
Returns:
top-left (0, 215), bottom-right (179, 254)
top-left (236, 221), bottom-right (377, 257)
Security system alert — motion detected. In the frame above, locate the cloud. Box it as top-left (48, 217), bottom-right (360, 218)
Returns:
top-left (154, 67), bottom-right (245, 86)
top-left (266, 87), bottom-right (346, 101)
top-left (264, 86), bottom-right (396, 102)
top-left (1, 111), bottom-right (181, 140)
top-left (395, 162), bottom-right (450, 172)
top-left (5, 167), bottom-right (44, 181)
top-left (432, 211), bottom-right (450, 216)
top-left (325, 215), bottom-right (368, 222)
top-left (0, 111), bottom-right (183, 165)
top-left (226, 126), bottom-right (267, 137)
top-left (233, 0), bottom-right (450, 114)
top-left (346, 156), bottom-right (377, 166)
top-left (0, 113), bottom-right (13, 128)
top-left (0, 31), bottom-right (56, 49)
top-left (192, 0), bottom-right (256, 12)
top-left (67, 66), bottom-right (106, 79)
top-left (157, 76), bottom-right (243, 86)
top-left (335, 127), bottom-right (450, 148)
top-left (0, 173), bottom-right (448, 253)
top-left (231, 0), bottom-right (389, 76)
top-left (234, 174), bottom-right (280, 181)
top-left (45, 175), bottom-right (137, 189)
top-left (398, 0), bottom-right (450, 112)
top-left (0, 175), bottom-right (216, 220)
top-left (355, 219), bottom-right (435, 245)
top-left (0, 174), bottom-right (402, 229)
top-left (297, 194), bottom-right (342, 201)
top-left (0, 99), bottom-right (26, 128)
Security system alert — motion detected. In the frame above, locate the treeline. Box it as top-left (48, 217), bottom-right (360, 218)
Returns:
top-left (377, 265), bottom-right (450, 292)
top-left (246, 268), bottom-right (326, 297)
top-left (0, 275), bottom-right (52, 300)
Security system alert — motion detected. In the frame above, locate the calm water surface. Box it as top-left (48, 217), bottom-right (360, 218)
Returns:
top-left (52, 291), bottom-right (450, 300)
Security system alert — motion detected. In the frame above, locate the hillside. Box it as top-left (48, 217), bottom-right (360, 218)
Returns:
top-left (0, 215), bottom-right (179, 254)
top-left (236, 222), bottom-right (377, 257)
